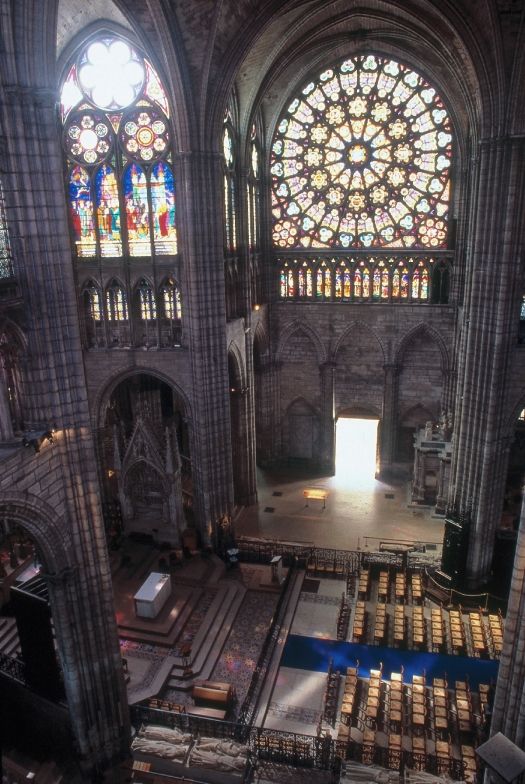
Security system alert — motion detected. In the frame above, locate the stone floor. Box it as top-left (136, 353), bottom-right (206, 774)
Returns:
top-left (235, 466), bottom-right (444, 553)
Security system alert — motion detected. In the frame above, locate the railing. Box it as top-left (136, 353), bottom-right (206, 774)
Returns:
top-left (236, 536), bottom-right (439, 574)
top-left (129, 706), bottom-right (336, 771)
top-left (0, 650), bottom-right (26, 685)
top-left (237, 562), bottom-right (296, 729)
top-left (426, 569), bottom-right (506, 612)
top-left (235, 536), bottom-right (362, 573)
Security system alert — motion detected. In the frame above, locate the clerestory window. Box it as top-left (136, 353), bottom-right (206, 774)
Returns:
top-left (271, 54), bottom-right (453, 303)
top-left (61, 36), bottom-right (177, 259)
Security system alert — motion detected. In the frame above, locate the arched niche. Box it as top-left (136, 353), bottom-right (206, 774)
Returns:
top-left (100, 372), bottom-right (190, 545)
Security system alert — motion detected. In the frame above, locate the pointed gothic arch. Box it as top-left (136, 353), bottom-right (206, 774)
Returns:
top-left (394, 322), bottom-right (450, 372)
top-left (276, 320), bottom-right (327, 364)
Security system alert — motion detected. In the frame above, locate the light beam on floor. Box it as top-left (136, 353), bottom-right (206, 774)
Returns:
top-left (335, 417), bottom-right (379, 489)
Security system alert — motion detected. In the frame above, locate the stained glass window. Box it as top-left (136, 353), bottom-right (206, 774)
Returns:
top-left (223, 123), bottom-right (237, 252)
top-left (162, 279), bottom-right (182, 320)
top-left (298, 262), bottom-right (313, 297)
top-left (280, 263), bottom-right (295, 297)
top-left (61, 36), bottom-right (176, 258)
top-left (335, 261), bottom-right (351, 298)
top-left (69, 166), bottom-right (96, 256)
top-left (316, 261), bottom-right (331, 298)
top-left (106, 282), bottom-right (128, 320)
top-left (0, 181), bottom-right (14, 278)
top-left (411, 260), bottom-right (429, 299)
top-left (248, 135), bottom-right (260, 250)
top-left (271, 54), bottom-right (452, 250)
top-left (95, 164), bottom-right (122, 256)
top-left (86, 284), bottom-right (102, 320)
top-left (138, 280), bottom-right (156, 320)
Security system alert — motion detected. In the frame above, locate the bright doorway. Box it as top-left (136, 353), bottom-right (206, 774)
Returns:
top-left (335, 416), bottom-right (379, 488)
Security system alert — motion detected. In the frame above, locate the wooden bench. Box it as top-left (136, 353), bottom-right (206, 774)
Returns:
top-left (192, 680), bottom-right (234, 706)
top-left (187, 705), bottom-right (227, 720)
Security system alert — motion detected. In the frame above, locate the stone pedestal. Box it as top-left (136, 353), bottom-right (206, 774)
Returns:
top-left (412, 427), bottom-right (452, 514)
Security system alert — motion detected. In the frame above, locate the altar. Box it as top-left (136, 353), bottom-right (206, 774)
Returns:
top-left (134, 572), bottom-right (172, 619)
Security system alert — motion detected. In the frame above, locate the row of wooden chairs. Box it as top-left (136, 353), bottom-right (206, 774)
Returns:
top-left (357, 568), bottom-right (370, 600)
top-left (340, 666), bottom-right (358, 725)
top-left (352, 600), bottom-right (366, 642)
top-left (307, 556), bottom-right (345, 577)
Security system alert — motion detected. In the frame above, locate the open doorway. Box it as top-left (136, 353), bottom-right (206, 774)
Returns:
top-left (335, 416), bottom-right (379, 488)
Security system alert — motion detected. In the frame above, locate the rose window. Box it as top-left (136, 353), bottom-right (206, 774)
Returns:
top-left (271, 54), bottom-right (452, 249)
top-left (120, 110), bottom-right (169, 161)
top-left (65, 112), bottom-right (112, 165)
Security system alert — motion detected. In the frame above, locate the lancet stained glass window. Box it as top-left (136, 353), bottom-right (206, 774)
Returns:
top-left (223, 123), bottom-right (237, 252)
top-left (106, 282), bottom-right (128, 321)
top-left (271, 54), bottom-right (452, 250)
top-left (162, 279), bottom-right (182, 320)
top-left (61, 37), bottom-right (177, 258)
top-left (277, 256), bottom-right (442, 302)
top-left (0, 182), bottom-right (14, 278)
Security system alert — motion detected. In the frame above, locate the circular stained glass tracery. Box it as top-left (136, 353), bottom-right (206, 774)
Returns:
top-left (271, 54), bottom-right (452, 249)
top-left (65, 111), bottom-right (113, 165)
top-left (120, 109), bottom-right (169, 161)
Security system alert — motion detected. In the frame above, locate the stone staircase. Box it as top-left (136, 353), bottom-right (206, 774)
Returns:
top-left (127, 576), bottom-right (246, 704)
top-left (166, 578), bottom-right (247, 688)
top-left (0, 615), bottom-right (20, 657)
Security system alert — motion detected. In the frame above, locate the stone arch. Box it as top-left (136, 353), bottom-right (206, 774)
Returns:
top-left (333, 320), bottom-right (386, 362)
top-left (0, 492), bottom-right (71, 574)
top-left (276, 320), bottom-right (327, 364)
top-left (94, 367), bottom-right (192, 431)
top-left (394, 324), bottom-right (448, 462)
top-left (277, 322), bottom-right (325, 449)
top-left (334, 321), bottom-right (386, 416)
top-left (55, 7), bottom-right (193, 151)
top-left (227, 340), bottom-right (247, 390)
top-left (253, 322), bottom-right (270, 362)
top-left (0, 316), bottom-right (28, 355)
top-left (394, 323), bottom-right (450, 372)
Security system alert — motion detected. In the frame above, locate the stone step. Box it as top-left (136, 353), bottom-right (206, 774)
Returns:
top-left (0, 617), bottom-right (21, 657)
top-left (127, 582), bottom-right (243, 705)
top-left (165, 580), bottom-right (246, 689)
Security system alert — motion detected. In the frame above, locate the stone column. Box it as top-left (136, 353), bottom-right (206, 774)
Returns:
top-left (491, 492), bottom-right (525, 746)
top-left (176, 150), bottom-right (234, 544)
top-left (0, 4), bottom-right (131, 766)
top-left (449, 136), bottom-right (525, 585)
top-left (379, 363), bottom-right (399, 477)
top-left (319, 361), bottom-right (335, 473)
top-left (0, 367), bottom-right (14, 441)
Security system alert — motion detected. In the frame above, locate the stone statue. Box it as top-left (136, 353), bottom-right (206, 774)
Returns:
top-left (424, 421), bottom-right (433, 440)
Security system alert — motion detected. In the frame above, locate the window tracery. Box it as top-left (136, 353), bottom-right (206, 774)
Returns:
top-left (106, 281), bottom-right (128, 321)
top-left (61, 36), bottom-right (177, 259)
top-left (271, 54), bottom-right (452, 251)
top-left (278, 255), bottom-right (449, 302)
top-left (272, 54), bottom-right (453, 305)
top-left (0, 182), bottom-right (14, 279)
top-left (223, 121), bottom-right (237, 252)
top-left (138, 280), bottom-right (156, 320)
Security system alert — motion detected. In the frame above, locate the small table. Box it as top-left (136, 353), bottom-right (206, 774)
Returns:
top-left (303, 488), bottom-right (328, 508)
